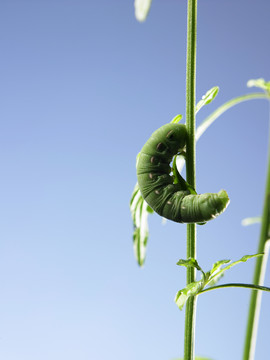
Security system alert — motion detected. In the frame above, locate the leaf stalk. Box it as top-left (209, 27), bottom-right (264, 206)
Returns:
top-left (200, 283), bottom-right (270, 295)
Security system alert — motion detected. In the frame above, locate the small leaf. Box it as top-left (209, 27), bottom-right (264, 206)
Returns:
top-left (210, 259), bottom-right (231, 275)
top-left (134, 0), bottom-right (152, 22)
top-left (174, 254), bottom-right (264, 309)
top-left (205, 259), bottom-right (231, 286)
top-left (196, 86), bottom-right (219, 114)
top-left (175, 280), bottom-right (203, 310)
top-left (241, 217), bottom-right (262, 226)
top-left (176, 258), bottom-right (204, 274)
top-left (206, 254), bottom-right (263, 287)
top-left (171, 114), bottom-right (183, 124)
top-left (130, 183), bottom-right (153, 266)
top-left (247, 78), bottom-right (270, 95)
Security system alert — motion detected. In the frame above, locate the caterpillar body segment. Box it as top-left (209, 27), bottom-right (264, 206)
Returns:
top-left (136, 123), bottom-right (229, 224)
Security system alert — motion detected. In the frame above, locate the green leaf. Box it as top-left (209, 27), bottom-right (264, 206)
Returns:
top-left (174, 254), bottom-right (264, 309)
top-left (176, 258), bottom-right (204, 274)
top-left (196, 86), bottom-right (219, 114)
top-left (241, 217), bottom-right (262, 226)
top-left (130, 183), bottom-right (153, 266)
top-left (209, 259), bottom-right (231, 274)
top-left (134, 0), bottom-right (152, 22)
top-left (170, 114), bottom-right (183, 124)
top-left (205, 259), bottom-right (231, 286)
top-left (206, 254), bottom-right (263, 287)
top-left (174, 280), bottom-right (203, 310)
top-left (247, 78), bottom-right (270, 95)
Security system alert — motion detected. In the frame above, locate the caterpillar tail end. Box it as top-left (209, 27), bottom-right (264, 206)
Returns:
top-left (197, 190), bottom-right (230, 225)
top-left (216, 189), bottom-right (230, 215)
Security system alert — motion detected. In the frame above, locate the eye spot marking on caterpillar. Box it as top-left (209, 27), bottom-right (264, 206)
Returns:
top-left (166, 130), bottom-right (174, 140)
top-left (156, 142), bottom-right (166, 152)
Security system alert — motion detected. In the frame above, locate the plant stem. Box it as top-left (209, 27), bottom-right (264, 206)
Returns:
top-left (184, 1), bottom-right (197, 359)
top-left (243, 107), bottom-right (270, 360)
top-left (199, 283), bottom-right (270, 295)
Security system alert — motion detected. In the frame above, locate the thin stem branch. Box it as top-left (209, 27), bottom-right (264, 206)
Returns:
top-left (200, 283), bottom-right (270, 295)
top-left (196, 93), bottom-right (269, 141)
top-left (243, 102), bottom-right (270, 360)
top-left (184, 1), bottom-right (197, 360)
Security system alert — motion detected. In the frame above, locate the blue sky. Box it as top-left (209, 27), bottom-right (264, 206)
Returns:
top-left (0, 1), bottom-right (270, 359)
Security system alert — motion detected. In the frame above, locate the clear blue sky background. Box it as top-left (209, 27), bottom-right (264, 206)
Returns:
top-left (0, 1), bottom-right (270, 359)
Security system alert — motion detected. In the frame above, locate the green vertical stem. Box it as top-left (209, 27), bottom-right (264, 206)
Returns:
top-left (243, 107), bottom-right (270, 360)
top-left (184, 1), bottom-right (198, 360)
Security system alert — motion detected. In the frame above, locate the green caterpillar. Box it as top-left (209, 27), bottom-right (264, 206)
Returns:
top-left (136, 123), bottom-right (229, 224)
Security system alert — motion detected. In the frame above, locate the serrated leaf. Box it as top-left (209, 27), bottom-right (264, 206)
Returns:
top-left (205, 259), bottom-right (230, 286)
top-left (210, 259), bottom-right (231, 275)
top-left (222, 254), bottom-right (263, 273)
top-left (170, 114), bottom-right (183, 124)
top-left (241, 217), bottom-right (262, 226)
top-left (196, 86), bottom-right (219, 114)
top-left (247, 78), bottom-right (270, 95)
top-left (175, 280), bottom-right (203, 310)
top-left (206, 254), bottom-right (263, 287)
top-left (134, 0), bottom-right (152, 22)
top-left (176, 258), bottom-right (204, 274)
top-left (174, 254), bottom-right (264, 309)
top-left (130, 183), bottom-right (153, 266)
